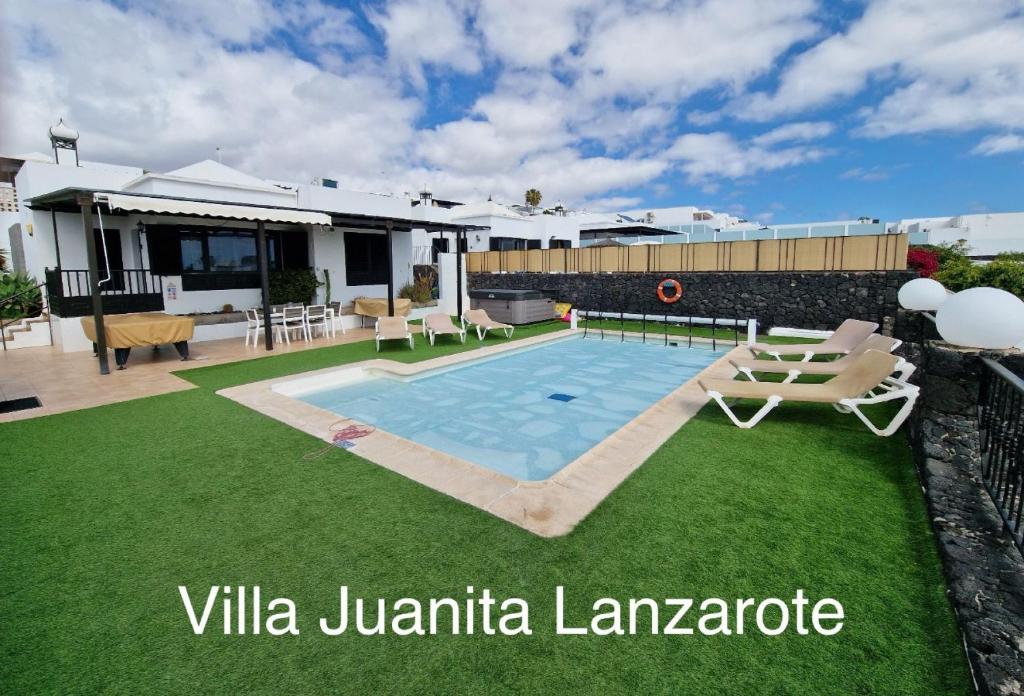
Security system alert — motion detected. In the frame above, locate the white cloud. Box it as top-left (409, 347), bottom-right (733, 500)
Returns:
top-left (972, 133), bottom-right (1024, 156)
top-left (475, 0), bottom-right (591, 68)
top-left (841, 167), bottom-right (890, 181)
top-left (752, 121), bottom-right (834, 147)
top-left (666, 131), bottom-right (831, 184)
top-left (368, 0), bottom-right (481, 89)
top-left (573, 0), bottom-right (818, 103)
top-left (404, 149), bottom-right (667, 206)
top-left (0, 0), bottom-right (418, 183)
top-left (577, 195), bottom-right (644, 212)
top-left (739, 0), bottom-right (1024, 140)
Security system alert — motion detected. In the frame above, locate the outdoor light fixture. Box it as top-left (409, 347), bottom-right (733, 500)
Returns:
top-left (935, 287), bottom-right (1024, 349)
top-left (897, 277), bottom-right (948, 311)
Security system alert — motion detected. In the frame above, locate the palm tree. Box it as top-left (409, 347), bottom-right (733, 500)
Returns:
top-left (525, 188), bottom-right (542, 208)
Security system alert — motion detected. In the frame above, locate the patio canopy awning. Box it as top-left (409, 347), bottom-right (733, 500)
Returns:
top-left (27, 187), bottom-right (489, 234)
top-left (99, 193), bottom-right (331, 225)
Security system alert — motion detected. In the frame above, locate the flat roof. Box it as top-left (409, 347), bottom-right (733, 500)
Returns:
top-left (25, 187), bottom-right (490, 233)
top-left (579, 225), bottom-right (677, 238)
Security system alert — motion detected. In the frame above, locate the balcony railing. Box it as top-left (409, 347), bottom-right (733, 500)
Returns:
top-left (978, 358), bottom-right (1024, 555)
top-left (44, 268), bottom-right (165, 318)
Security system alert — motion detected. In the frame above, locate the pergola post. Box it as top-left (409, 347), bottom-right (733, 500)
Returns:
top-left (80, 194), bottom-right (109, 375)
top-left (455, 226), bottom-right (464, 318)
top-left (256, 220), bottom-right (273, 350)
top-left (51, 208), bottom-right (62, 269)
top-left (385, 219), bottom-right (394, 317)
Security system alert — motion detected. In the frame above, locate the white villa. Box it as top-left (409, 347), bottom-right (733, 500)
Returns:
top-left (0, 124), bottom-right (492, 353)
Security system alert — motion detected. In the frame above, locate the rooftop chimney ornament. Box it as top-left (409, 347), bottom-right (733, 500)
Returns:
top-left (48, 118), bottom-right (80, 166)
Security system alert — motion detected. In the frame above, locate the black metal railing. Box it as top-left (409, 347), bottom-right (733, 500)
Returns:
top-left (44, 268), bottom-right (164, 318)
top-left (1, 280), bottom-right (52, 351)
top-left (578, 309), bottom-right (751, 350)
top-left (977, 358), bottom-right (1024, 555)
top-left (49, 268), bottom-right (162, 297)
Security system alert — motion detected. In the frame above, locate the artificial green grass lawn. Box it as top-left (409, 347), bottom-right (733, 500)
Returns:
top-left (0, 323), bottom-right (971, 694)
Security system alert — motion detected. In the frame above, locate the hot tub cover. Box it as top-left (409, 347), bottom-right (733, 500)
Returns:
top-left (468, 289), bottom-right (548, 300)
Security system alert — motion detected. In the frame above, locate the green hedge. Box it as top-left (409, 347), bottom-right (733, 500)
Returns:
top-left (268, 269), bottom-right (322, 306)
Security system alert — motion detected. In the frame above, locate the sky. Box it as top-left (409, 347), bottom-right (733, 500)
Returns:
top-left (1, 0), bottom-right (1022, 224)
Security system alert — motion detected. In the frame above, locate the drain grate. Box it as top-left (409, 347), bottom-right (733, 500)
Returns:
top-left (0, 396), bottom-right (42, 414)
top-left (548, 393), bottom-right (576, 402)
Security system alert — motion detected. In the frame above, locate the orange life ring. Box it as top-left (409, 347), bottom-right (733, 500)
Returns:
top-left (657, 278), bottom-right (682, 304)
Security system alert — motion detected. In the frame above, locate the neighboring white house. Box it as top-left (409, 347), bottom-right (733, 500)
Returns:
top-left (896, 213), bottom-right (1024, 258)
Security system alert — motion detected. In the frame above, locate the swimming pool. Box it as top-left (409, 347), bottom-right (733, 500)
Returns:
top-left (295, 336), bottom-right (723, 481)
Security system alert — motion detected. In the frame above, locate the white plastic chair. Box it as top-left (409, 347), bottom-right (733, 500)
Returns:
top-left (244, 308), bottom-right (264, 346)
top-left (305, 304), bottom-right (328, 339)
top-left (328, 301), bottom-right (345, 336)
top-left (275, 305), bottom-right (309, 344)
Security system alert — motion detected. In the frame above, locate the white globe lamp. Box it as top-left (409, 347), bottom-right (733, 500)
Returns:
top-left (898, 277), bottom-right (948, 311)
top-left (935, 287), bottom-right (1024, 349)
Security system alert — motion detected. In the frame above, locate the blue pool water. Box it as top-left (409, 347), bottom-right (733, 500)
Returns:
top-left (298, 336), bottom-right (722, 481)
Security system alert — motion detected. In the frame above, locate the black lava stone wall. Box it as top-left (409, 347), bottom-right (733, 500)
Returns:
top-left (468, 270), bottom-right (915, 330)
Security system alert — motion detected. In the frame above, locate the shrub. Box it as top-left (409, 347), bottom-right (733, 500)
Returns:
top-left (397, 274), bottom-right (433, 304)
top-left (975, 259), bottom-right (1024, 298)
top-left (268, 269), bottom-right (322, 305)
top-left (0, 272), bottom-right (43, 320)
top-left (906, 248), bottom-right (939, 277)
top-left (933, 256), bottom-right (980, 292)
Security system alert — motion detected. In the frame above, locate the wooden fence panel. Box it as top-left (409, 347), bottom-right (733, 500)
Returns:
top-left (691, 243), bottom-right (719, 271)
top-left (839, 236), bottom-right (882, 271)
top-left (626, 245), bottom-right (649, 272)
top-left (793, 238), bottom-right (829, 270)
top-left (756, 239), bottom-right (781, 271)
top-left (463, 234), bottom-right (908, 274)
top-left (728, 240), bottom-right (758, 271)
top-left (653, 244), bottom-right (684, 272)
top-left (526, 249), bottom-right (544, 272)
top-left (548, 248), bottom-right (566, 273)
top-left (597, 246), bottom-right (620, 272)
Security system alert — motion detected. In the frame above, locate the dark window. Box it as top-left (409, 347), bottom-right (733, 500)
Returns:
top-left (208, 232), bottom-right (259, 272)
top-left (526, 239), bottom-right (541, 250)
top-left (489, 236), bottom-right (528, 251)
top-left (549, 239), bottom-right (571, 249)
top-left (431, 237), bottom-right (449, 263)
top-left (180, 233), bottom-right (205, 272)
top-left (345, 231), bottom-right (389, 286)
top-left (146, 225), bottom-right (309, 291)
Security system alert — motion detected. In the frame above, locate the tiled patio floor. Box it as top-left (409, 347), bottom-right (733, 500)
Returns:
top-left (0, 328), bottom-right (375, 422)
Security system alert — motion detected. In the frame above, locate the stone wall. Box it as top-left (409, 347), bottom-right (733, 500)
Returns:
top-left (467, 270), bottom-right (914, 330)
top-left (901, 337), bottom-right (1024, 696)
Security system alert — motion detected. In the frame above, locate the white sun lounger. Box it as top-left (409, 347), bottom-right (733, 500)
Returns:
top-left (423, 313), bottom-right (466, 345)
top-left (700, 349), bottom-right (919, 437)
top-left (375, 316), bottom-right (414, 351)
top-left (748, 318), bottom-right (879, 362)
top-left (731, 334), bottom-right (912, 383)
top-left (461, 309), bottom-right (514, 340)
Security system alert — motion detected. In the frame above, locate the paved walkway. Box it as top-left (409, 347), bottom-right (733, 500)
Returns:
top-left (0, 328), bottom-right (375, 423)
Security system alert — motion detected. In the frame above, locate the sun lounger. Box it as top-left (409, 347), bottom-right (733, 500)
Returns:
top-left (375, 316), bottom-right (414, 351)
top-left (424, 313), bottom-right (466, 345)
top-left (700, 349), bottom-right (919, 436)
top-left (731, 334), bottom-right (913, 383)
top-left (461, 309), bottom-right (514, 340)
top-left (748, 319), bottom-right (879, 362)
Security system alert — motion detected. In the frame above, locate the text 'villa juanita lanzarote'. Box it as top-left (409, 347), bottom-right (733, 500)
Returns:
top-left (179, 586), bottom-right (845, 637)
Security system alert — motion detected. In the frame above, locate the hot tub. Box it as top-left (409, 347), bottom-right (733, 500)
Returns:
top-left (469, 289), bottom-right (557, 324)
